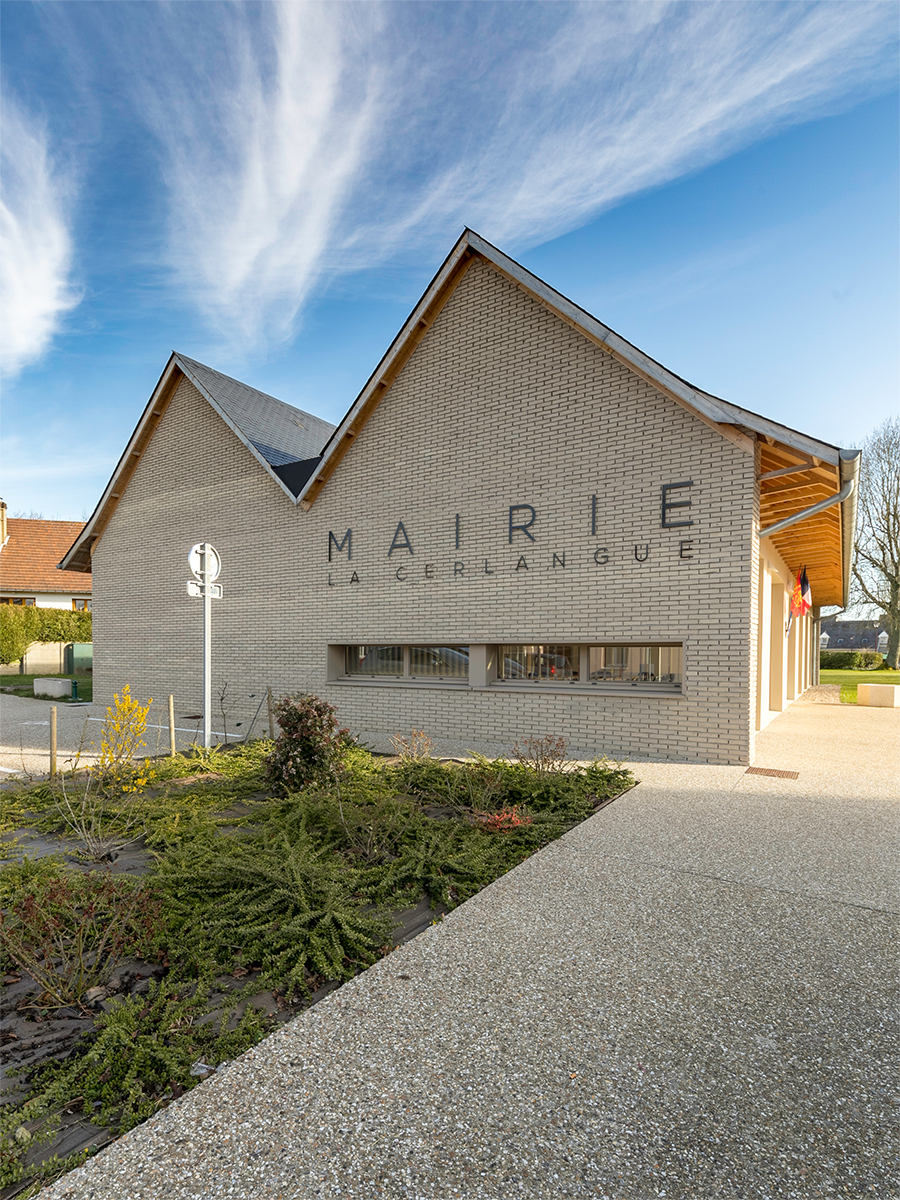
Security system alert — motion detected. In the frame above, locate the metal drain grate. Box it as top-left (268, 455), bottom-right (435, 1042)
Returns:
top-left (745, 766), bottom-right (799, 780)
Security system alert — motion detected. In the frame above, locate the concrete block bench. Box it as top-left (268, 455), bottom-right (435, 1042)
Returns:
top-left (34, 678), bottom-right (72, 699)
top-left (857, 683), bottom-right (900, 708)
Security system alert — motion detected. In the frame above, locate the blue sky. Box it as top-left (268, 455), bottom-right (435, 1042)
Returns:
top-left (1, 0), bottom-right (897, 520)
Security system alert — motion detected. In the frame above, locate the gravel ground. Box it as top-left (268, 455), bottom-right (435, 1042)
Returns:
top-left (0, 694), bottom-right (224, 779)
top-left (35, 699), bottom-right (900, 1199)
top-left (796, 684), bottom-right (841, 704)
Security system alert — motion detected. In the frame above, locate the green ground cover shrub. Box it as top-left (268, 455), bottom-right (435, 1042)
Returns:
top-left (1, 726), bottom-right (634, 1194)
top-left (1, 971), bottom-right (271, 1192)
top-left (156, 824), bottom-right (392, 997)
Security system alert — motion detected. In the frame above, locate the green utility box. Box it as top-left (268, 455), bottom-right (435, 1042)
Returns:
top-left (64, 643), bottom-right (93, 673)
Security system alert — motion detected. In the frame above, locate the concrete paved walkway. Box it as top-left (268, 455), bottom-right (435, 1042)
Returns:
top-left (43, 699), bottom-right (899, 1199)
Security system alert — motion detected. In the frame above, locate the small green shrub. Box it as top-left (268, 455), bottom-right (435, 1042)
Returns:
top-left (264, 693), bottom-right (351, 793)
top-left (819, 650), bottom-right (883, 670)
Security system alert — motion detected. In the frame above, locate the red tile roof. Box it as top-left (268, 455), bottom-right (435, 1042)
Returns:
top-left (0, 520), bottom-right (92, 595)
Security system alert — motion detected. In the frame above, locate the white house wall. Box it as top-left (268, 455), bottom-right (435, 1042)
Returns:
top-left (0, 593), bottom-right (89, 608)
top-left (36, 593), bottom-right (89, 609)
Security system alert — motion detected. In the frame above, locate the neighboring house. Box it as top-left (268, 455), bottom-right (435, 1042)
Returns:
top-left (0, 505), bottom-right (92, 609)
top-left (819, 619), bottom-right (886, 652)
top-left (61, 230), bottom-right (859, 766)
top-left (0, 503), bottom-right (92, 674)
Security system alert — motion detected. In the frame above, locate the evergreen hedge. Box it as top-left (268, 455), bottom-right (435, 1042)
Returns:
top-left (819, 649), bottom-right (883, 671)
top-left (0, 606), bottom-right (92, 666)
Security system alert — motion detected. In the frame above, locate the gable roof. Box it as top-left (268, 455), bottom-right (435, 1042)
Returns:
top-left (175, 354), bottom-right (335, 467)
top-left (1, 519), bottom-right (92, 595)
top-left (820, 619), bottom-right (885, 639)
top-left (296, 228), bottom-right (859, 606)
top-left (60, 352), bottom-right (335, 572)
top-left (60, 229), bottom-right (859, 605)
top-left (302, 229), bottom-right (849, 507)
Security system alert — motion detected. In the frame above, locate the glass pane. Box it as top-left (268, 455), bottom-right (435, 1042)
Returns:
top-left (500, 645), bottom-right (578, 682)
top-left (345, 645), bottom-right (403, 676)
top-left (657, 646), bottom-right (682, 685)
top-left (588, 645), bottom-right (681, 686)
top-left (409, 646), bottom-right (469, 678)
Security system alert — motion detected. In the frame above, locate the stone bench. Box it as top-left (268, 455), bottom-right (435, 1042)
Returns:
top-left (857, 683), bottom-right (900, 708)
top-left (33, 678), bottom-right (72, 699)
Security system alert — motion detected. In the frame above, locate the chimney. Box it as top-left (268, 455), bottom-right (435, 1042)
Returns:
top-left (0, 500), bottom-right (7, 546)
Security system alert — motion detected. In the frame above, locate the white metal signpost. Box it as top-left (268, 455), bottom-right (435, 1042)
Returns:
top-left (187, 543), bottom-right (222, 748)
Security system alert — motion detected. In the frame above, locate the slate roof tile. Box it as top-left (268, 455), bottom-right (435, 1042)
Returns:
top-left (174, 354), bottom-right (336, 466)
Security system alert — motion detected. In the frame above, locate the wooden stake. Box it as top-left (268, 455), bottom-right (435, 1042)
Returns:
top-left (50, 706), bottom-right (58, 778)
top-left (267, 688), bottom-right (275, 740)
top-left (168, 695), bottom-right (177, 757)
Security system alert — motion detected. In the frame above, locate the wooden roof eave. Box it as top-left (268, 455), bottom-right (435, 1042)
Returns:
top-left (297, 239), bottom-right (478, 512)
top-left (757, 445), bottom-right (860, 607)
top-left (59, 355), bottom-right (186, 573)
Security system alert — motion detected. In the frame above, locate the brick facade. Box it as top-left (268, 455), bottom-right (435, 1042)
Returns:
top-left (94, 259), bottom-right (761, 764)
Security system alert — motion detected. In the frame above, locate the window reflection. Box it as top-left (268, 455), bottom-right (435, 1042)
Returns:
top-left (499, 645), bottom-right (578, 682)
top-left (346, 646), bottom-right (403, 676)
top-left (345, 645), bottom-right (469, 679)
top-left (587, 645), bottom-right (682, 686)
top-left (409, 646), bottom-right (469, 678)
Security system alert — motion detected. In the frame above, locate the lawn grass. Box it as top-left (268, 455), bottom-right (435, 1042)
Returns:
top-left (0, 673), bottom-right (93, 703)
top-left (819, 668), bottom-right (899, 705)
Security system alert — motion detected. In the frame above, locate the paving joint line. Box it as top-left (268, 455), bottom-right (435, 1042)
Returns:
top-left (592, 852), bottom-right (899, 917)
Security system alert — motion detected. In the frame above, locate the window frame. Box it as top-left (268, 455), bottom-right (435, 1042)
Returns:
top-left (341, 644), bottom-right (470, 684)
top-left (333, 642), bottom-right (684, 695)
top-left (492, 642), bottom-right (683, 691)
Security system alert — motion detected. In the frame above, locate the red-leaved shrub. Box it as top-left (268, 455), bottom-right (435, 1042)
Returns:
top-left (264, 693), bottom-right (351, 793)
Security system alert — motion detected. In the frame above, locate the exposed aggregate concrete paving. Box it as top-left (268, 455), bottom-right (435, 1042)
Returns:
top-left (41, 700), bottom-right (900, 1199)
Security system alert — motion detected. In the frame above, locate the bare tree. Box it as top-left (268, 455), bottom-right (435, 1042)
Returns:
top-left (852, 416), bottom-right (900, 668)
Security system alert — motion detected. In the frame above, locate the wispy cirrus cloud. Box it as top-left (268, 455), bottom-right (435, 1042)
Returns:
top-left (0, 92), bottom-right (79, 377)
top-left (358, 1), bottom-right (897, 251)
top-left (106, 0), bottom-right (898, 351)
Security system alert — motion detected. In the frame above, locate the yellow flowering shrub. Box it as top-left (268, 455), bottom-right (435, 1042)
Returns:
top-left (98, 685), bottom-right (157, 795)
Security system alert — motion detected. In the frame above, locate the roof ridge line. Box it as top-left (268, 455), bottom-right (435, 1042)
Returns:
top-left (170, 356), bottom-right (307, 504)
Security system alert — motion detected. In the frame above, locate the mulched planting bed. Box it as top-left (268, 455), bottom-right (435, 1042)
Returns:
top-left (0, 733), bottom-right (633, 1197)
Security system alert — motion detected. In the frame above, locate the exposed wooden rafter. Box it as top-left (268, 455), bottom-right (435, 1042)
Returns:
top-left (758, 439), bottom-right (845, 606)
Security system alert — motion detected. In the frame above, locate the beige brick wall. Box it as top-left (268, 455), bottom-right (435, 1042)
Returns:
top-left (93, 258), bottom-right (757, 763)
